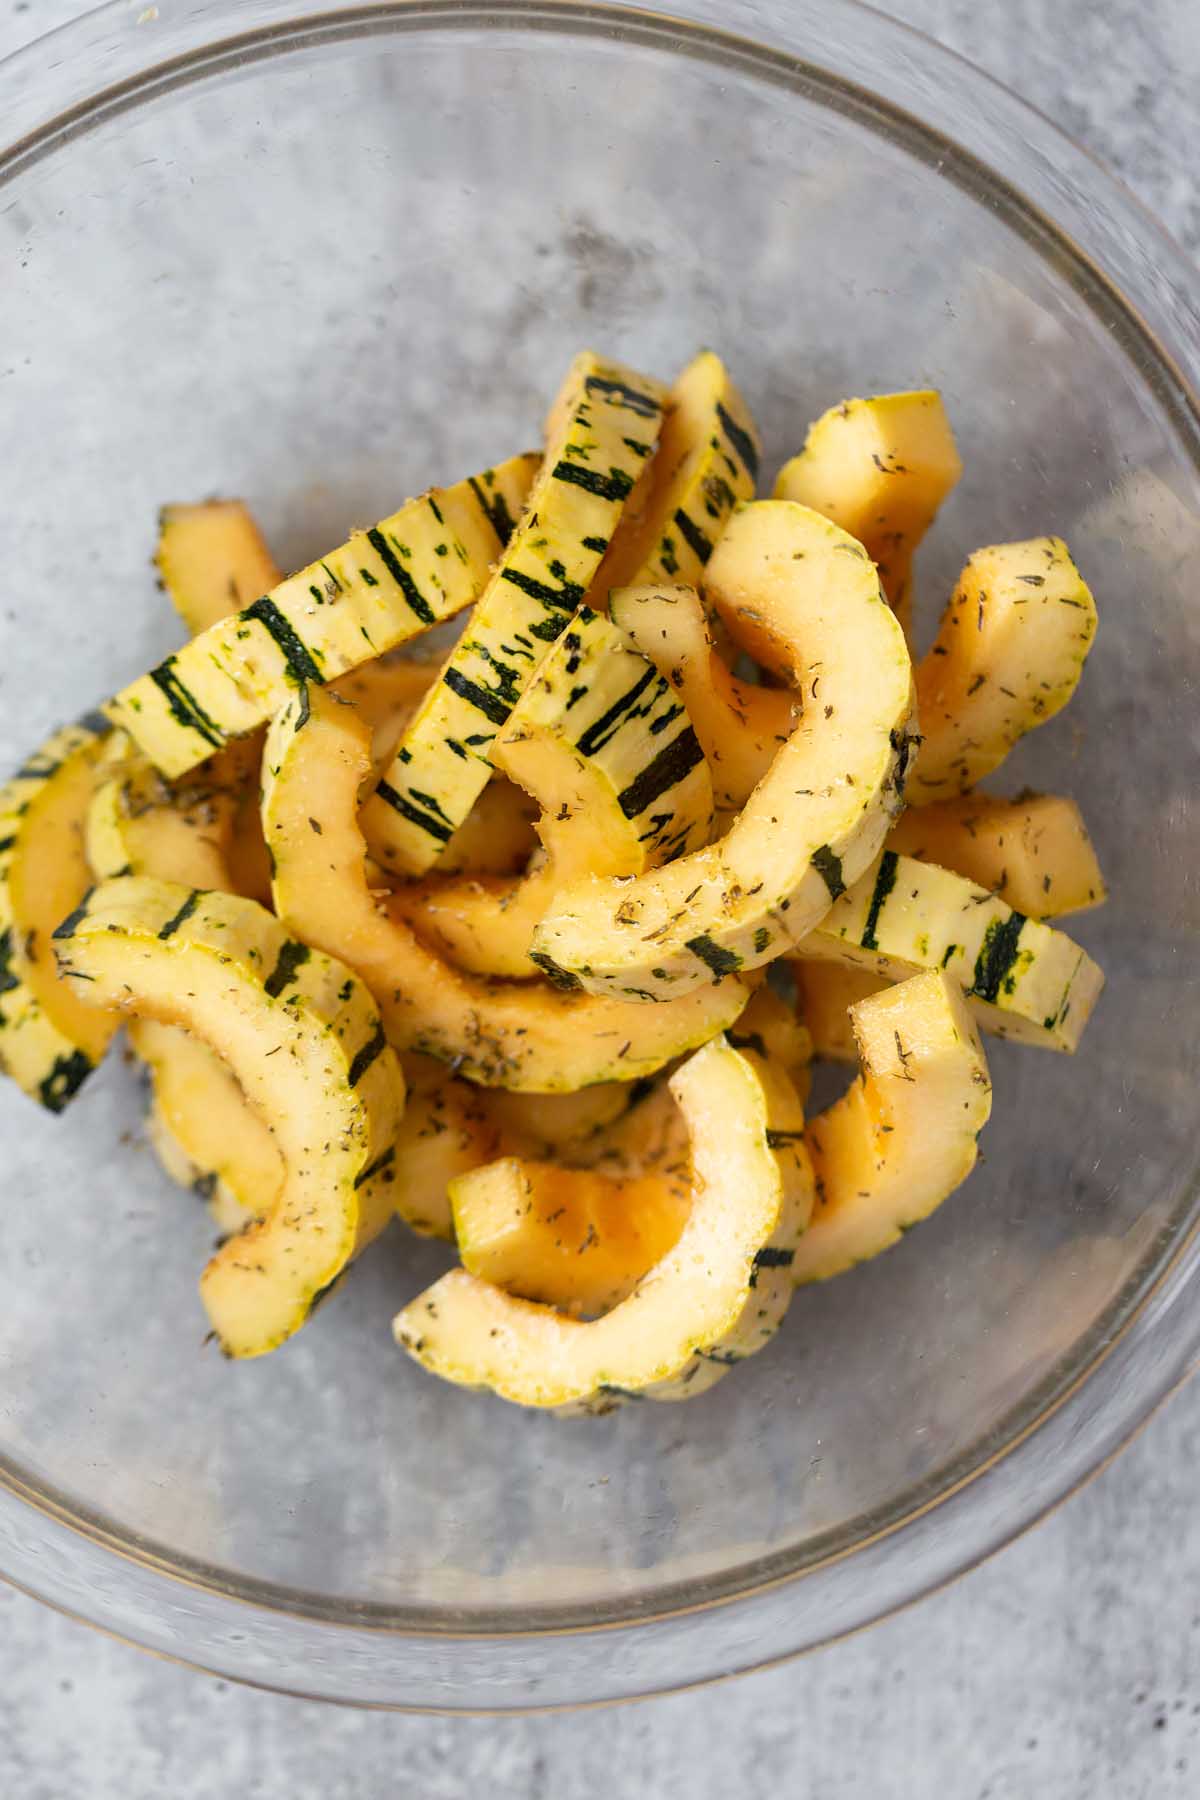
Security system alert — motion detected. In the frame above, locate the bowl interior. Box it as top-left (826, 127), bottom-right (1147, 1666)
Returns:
top-left (2, 5), bottom-right (1199, 1636)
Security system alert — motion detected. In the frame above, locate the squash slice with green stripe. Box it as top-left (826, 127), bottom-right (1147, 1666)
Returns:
top-left (363, 353), bottom-right (668, 875)
top-left (886, 789), bottom-right (1106, 920)
top-left (394, 1033), bottom-right (808, 1413)
top-left (609, 582), bottom-right (793, 811)
top-left (261, 687), bottom-right (745, 1092)
top-left (531, 500), bottom-right (916, 999)
top-left (774, 390), bottom-right (961, 639)
top-left (794, 971), bottom-right (991, 1281)
top-left (797, 849), bottom-right (1104, 1051)
top-left (906, 537), bottom-right (1097, 803)
top-left (107, 453), bottom-right (540, 780)
top-left (52, 878), bottom-right (404, 1357)
top-left (391, 604), bottom-right (714, 977)
top-left (0, 716), bottom-right (119, 1111)
top-left (593, 349), bottom-right (760, 594)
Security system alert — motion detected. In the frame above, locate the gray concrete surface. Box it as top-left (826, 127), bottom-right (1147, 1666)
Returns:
top-left (2, 0), bottom-right (1198, 1793)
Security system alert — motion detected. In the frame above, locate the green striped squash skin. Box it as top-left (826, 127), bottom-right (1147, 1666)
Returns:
top-left (800, 849), bottom-right (1104, 1051)
top-left (105, 454), bottom-right (540, 781)
top-left (522, 604), bottom-right (714, 866)
top-left (389, 604), bottom-right (716, 980)
top-left (596, 348), bottom-right (761, 594)
top-left (364, 355), bottom-right (668, 876)
top-left (0, 714), bottom-right (117, 1111)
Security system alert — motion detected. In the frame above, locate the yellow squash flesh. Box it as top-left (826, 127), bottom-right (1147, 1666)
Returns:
top-left (886, 790), bottom-right (1106, 919)
top-left (795, 971), bottom-right (991, 1281)
top-left (53, 878), bottom-right (403, 1357)
top-left (156, 500), bottom-right (282, 637)
top-left (907, 537), bottom-right (1097, 803)
top-left (532, 500), bottom-right (916, 997)
top-left (394, 1035), bottom-right (797, 1412)
top-left (774, 390), bottom-right (962, 638)
top-left (609, 583), bottom-right (793, 811)
top-left (262, 688), bottom-right (747, 1091)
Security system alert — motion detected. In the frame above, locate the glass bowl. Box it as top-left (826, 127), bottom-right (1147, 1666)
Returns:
top-left (2, 0), bottom-right (1198, 1712)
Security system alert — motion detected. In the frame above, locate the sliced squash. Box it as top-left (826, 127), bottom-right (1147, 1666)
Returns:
top-left (86, 732), bottom-right (240, 890)
top-left (886, 789), bottom-right (1106, 919)
top-left (393, 1034), bottom-right (795, 1412)
top-left (797, 849), bottom-right (1104, 1051)
top-left (156, 500), bottom-right (282, 637)
top-left (388, 1053), bottom-right (502, 1240)
top-left (391, 604), bottom-right (714, 976)
top-left (907, 537), bottom-right (1097, 803)
top-left (0, 716), bottom-right (119, 1110)
top-left (532, 500), bottom-right (916, 998)
top-left (133, 1017), bottom-right (282, 1234)
top-left (794, 971), bottom-right (991, 1281)
top-left (792, 961), bottom-right (887, 1064)
top-left (774, 390), bottom-right (962, 637)
top-left (52, 878), bottom-right (404, 1357)
top-left (262, 687), bottom-right (747, 1091)
top-left (593, 350), bottom-right (760, 593)
top-left (609, 583), bottom-right (793, 810)
top-left (484, 1079), bottom-right (656, 1159)
top-left (364, 354), bottom-right (667, 875)
top-left (106, 452), bottom-right (540, 780)
top-left (451, 1158), bottom-right (692, 1316)
top-left (331, 655), bottom-right (438, 771)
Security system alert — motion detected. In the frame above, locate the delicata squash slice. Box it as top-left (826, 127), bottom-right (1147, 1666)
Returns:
top-left (795, 971), bottom-right (991, 1281)
top-left (261, 686), bottom-right (747, 1091)
top-left (608, 583), bottom-right (793, 812)
top-left (106, 452), bottom-right (540, 780)
top-left (394, 1033), bottom-right (810, 1413)
top-left (155, 500), bottom-right (282, 637)
top-left (593, 349), bottom-right (761, 593)
top-left (0, 716), bottom-right (119, 1110)
top-left (906, 536), bottom-right (1097, 803)
top-left (774, 390), bottom-right (962, 637)
top-left (531, 500), bottom-right (917, 999)
top-left (391, 604), bottom-right (714, 978)
top-left (885, 789), bottom-right (1106, 920)
top-left (363, 353), bottom-right (668, 875)
top-left (796, 849), bottom-right (1104, 1052)
top-left (134, 1016), bottom-right (283, 1235)
top-left (53, 878), bottom-right (404, 1357)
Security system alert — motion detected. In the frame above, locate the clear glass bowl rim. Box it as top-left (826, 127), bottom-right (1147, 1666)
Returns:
top-left (1, 0), bottom-right (1198, 1712)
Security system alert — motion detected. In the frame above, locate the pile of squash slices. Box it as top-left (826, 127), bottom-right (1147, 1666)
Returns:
top-left (0, 350), bottom-right (1106, 1415)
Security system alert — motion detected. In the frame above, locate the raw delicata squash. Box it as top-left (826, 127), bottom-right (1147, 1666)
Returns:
top-left (531, 500), bottom-right (917, 998)
top-left (906, 537), bottom-right (1097, 803)
top-left (886, 789), bottom-right (1106, 920)
top-left (134, 1017), bottom-right (282, 1235)
top-left (392, 604), bottom-right (714, 978)
top-left (53, 878), bottom-right (404, 1357)
top-left (794, 971), bottom-right (991, 1281)
top-left (0, 715), bottom-right (118, 1110)
top-left (775, 390), bottom-right (962, 637)
top-left (364, 353), bottom-right (668, 874)
top-left (155, 500), bottom-right (282, 637)
top-left (796, 849), bottom-right (1104, 1051)
top-left (394, 1033), bottom-right (808, 1413)
top-left (107, 453), bottom-right (540, 780)
top-left (261, 686), bottom-right (747, 1090)
top-left (594, 349), bottom-right (761, 593)
top-left (608, 583), bottom-right (793, 812)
